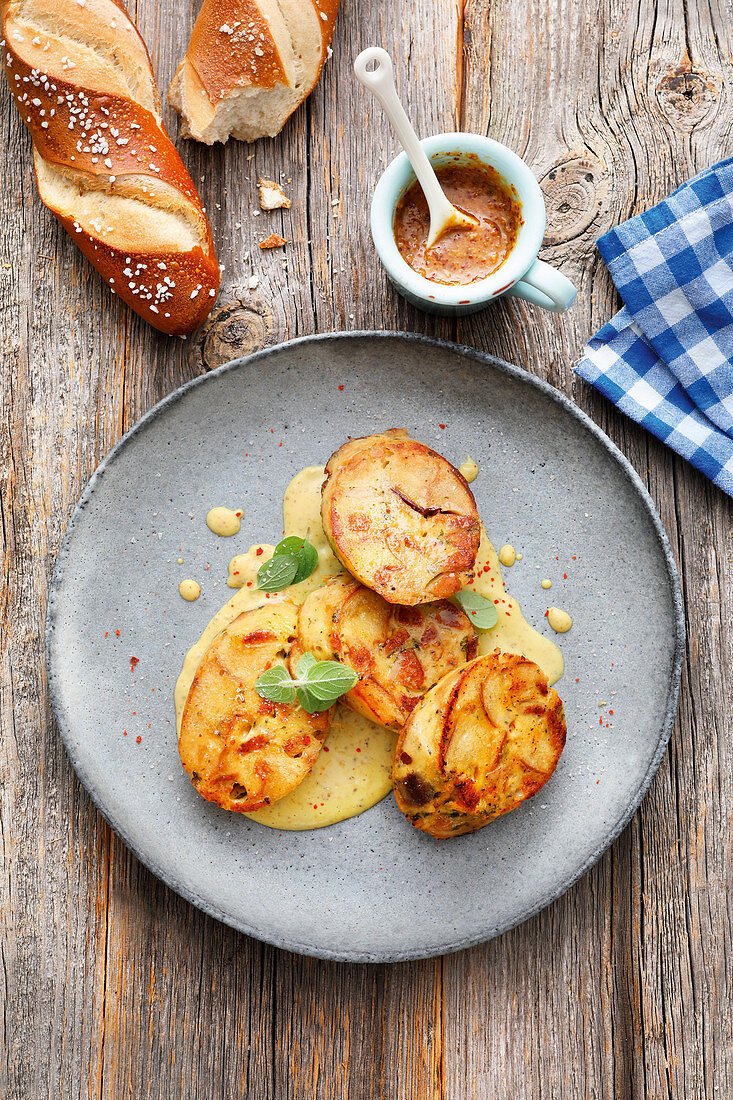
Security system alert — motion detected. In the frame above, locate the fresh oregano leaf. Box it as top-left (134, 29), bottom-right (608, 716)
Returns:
top-left (254, 650), bottom-right (357, 713)
top-left (275, 535), bottom-right (319, 583)
top-left (296, 651), bottom-right (317, 679)
top-left (254, 665), bottom-right (297, 704)
top-left (258, 536), bottom-right (318, 590)
top-left (455, 589), bottom-right (499, 630)
top-left (257, 551), bottom-right (299, 592)
top-left (296, 685), bottom-right (323, 714)
top-left (305, 660), bottom-right (359, 702)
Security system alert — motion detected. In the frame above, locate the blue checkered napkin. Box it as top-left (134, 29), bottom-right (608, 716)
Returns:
top-left (576, 158), bottom-right (733, 498)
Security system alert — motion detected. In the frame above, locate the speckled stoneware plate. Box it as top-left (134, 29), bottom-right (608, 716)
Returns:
top-left (46, 332), bottom-right (684, 962)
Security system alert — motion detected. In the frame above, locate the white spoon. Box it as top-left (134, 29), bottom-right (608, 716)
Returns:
top-left (354, 46), bottom-right (478, 249)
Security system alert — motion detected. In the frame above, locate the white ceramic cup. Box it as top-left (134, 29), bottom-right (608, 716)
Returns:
top-left (370, 133), bottom-right (577, 316)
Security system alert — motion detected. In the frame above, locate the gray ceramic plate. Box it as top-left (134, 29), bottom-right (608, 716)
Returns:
top-left (46, 332), bottom-right (684, 962)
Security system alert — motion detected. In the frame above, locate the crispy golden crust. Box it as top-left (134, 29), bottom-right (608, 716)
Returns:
top-left (321, 430), bottom-right (480, 605)
top-left (179, 600), bottom-right (332, 812)
top-left (2, 0), bottom-right (220, 335)
top-left (298, 575), bottom-right (478, 731)
top-left (392, 652), bottom-right (567, 837)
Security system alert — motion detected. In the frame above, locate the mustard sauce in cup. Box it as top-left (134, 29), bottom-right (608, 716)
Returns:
top-left (370, 133), bottom-right (577, 316)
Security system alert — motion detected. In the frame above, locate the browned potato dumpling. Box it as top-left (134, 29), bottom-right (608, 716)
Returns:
top-left (392, 651), bottom-right (567, 837)
top-left (298, 574), bottom-right (478, 731)
top-left (321, 429), bottom-right (480, 605)
top-left (179, 600), bottom-right (333, 812)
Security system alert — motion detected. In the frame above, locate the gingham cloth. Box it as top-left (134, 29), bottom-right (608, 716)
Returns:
top-left (576, 158), bottom-right (733, 498)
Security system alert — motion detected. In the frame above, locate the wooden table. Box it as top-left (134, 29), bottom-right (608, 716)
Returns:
top-left (2, 1), bottom-right (732, 1096)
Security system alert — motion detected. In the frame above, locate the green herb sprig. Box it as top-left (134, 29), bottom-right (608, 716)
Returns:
top-left (255, 652), bottom-right (358, 713)
top-left (455, 589), bottom-right (499, 631)
top-left (257, 535), bottom-right (318, 592)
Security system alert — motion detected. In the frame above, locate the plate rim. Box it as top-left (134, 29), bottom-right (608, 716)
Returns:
top-left (45, 330), bottom-right (686, 962)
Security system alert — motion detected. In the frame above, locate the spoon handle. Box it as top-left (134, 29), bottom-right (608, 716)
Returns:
top-left (353, 47), bottom-right (451, 222)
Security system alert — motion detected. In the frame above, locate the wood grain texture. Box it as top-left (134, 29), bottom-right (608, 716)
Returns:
top-left (1, 0), bottom-right (731, 1097)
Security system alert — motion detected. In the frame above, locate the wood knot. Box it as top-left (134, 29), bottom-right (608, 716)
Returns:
top-left (655, 51), bottom-right (720, 131)
top-left (539, 156), bottom-right (610, 247)
top-left (193, 297), bottom-right (275, 372)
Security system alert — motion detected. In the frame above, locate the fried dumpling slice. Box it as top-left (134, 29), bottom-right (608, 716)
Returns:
top-left (179, 599), bottom-right (333, 812)
top-left (299, 574), bottom-right (478, 731)
top-left (392, 651), bottom-right (567, 837)
top-left (321, 429), bottom-right (480, 605)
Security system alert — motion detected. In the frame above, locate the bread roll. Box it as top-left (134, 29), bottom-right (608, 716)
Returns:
top-left (168, 0), bottom-right (340, 144)
top-left (1, 0), bottom-right (220, 334)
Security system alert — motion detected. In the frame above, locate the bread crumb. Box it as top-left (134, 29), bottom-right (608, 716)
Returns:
top-left (258, 178), bottom-right (291, 210)
top-left (248, 275), bottom-right (260, 289)
top-left (260, 234), bottom-right (286, 250)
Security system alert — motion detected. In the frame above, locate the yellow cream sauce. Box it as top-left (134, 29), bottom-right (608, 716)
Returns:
top-left (175, 464), bottom-right (563, 831)
top-left (547, 607), bottom-right (573, 633)
top-left (178, 579), bottom-right (201, 601)
top-left (206, 506), bottom-right (242, 537)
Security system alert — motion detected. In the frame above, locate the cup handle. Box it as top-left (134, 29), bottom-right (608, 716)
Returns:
top-left (506, 259), bottom-right (577, 313)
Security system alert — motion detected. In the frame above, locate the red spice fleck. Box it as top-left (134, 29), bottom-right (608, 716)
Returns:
top-left (278, 442), bottom-right (283, 447)
top-left (115, 629), bottom-right (120, 637)
top-left (256, 547), bottom-right (264, 556)
top-left (596, 780), bottom-right (600, 785)
top-left (355, 747), bottom-right (361, 753)
top-left (439, 423), bottom-right (446, 429)
top-left (571, 556), bottom-right (577, 560)
top-left (599, 716), bottom-right (603, 725)
top-left (246, 581), bottom-right (253, 587)
top-left (609, 709), bottom-right (614, 715)
top-left (123, 730), bottom-right (127, 736)
top-left (322, 746), bottom-right (330, 752)
top-left (104, 631), bottom-right (109, 638)
top-left (235, 511), bottom-right (242, 518)
top-left (338, 384), bottom-right (344, 391)
top-left (136, 735), bottom-right (142, 743)
top-left (563, 573), bottom-right (568, 579)
top-left (303, 735), bottom-right (311, 746)
top-left (130, 656), bottom-right (139, 672)
top-left (575, 678), bottom-right (580, 682)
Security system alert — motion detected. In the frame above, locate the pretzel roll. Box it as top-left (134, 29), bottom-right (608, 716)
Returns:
top-left (169, 0), bottom-right (340, 144)
top-left (2, 0), bottom-right (220, 334)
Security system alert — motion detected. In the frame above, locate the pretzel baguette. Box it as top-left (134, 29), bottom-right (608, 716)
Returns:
top-left (2, 0), bottom-right (220, 335)
top-left (169, 0), bottom-right (340, 145)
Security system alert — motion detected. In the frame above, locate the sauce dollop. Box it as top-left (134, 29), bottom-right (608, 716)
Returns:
top-left (394, 159), bottom-right (521, 285)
